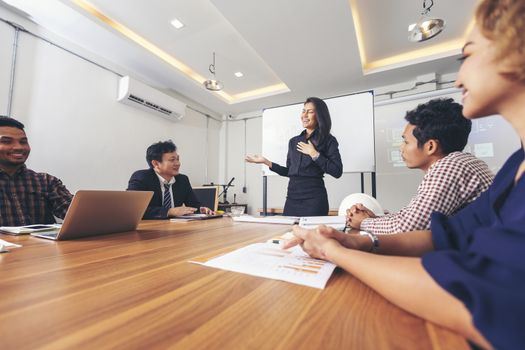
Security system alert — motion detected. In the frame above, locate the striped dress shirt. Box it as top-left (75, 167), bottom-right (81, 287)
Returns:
top-left (0, 165), bottom-right (73, 226)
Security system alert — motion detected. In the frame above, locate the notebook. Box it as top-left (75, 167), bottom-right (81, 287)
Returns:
top-left (30, 190), bottom-right (153, 240)
top-left (171, 213), bottom-right (224, 221)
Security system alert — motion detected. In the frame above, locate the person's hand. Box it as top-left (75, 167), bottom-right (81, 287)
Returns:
top-left (296, 140), bottom-right (319, 158)
top-left (283, 225), bottom-right (348, 249)
top-left (200, 207), bottom-right (215, 215)
top-left (346, 203), bottom-right (376, 229)
top-left (168, 206), bottom-right (197, 217)
top-left (245, 155), bottom-right (271, 167)
top-left (284, 225), bottom-right (365, 253)
top-left (283, 225), bottom-right (342, 260)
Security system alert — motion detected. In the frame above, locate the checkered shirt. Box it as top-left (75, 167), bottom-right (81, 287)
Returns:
top-left (0, 165), bottom-right (73, 226)
top-left (361, 152), bottom-right (494, 234)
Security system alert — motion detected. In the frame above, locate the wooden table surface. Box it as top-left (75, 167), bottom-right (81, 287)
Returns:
top-left (0, 218), bottom-right (469, 349)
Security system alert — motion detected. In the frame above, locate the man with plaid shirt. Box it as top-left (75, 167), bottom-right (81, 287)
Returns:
top-left (0, 117), bottom-right (72, 226)
top-left (347, 99), bottom-right (494, 234)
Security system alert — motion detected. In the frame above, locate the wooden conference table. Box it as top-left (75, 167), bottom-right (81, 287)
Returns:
top-left (0, 218), bottom-right (469, 349)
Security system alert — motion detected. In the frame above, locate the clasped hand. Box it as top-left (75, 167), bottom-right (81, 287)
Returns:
top-left (283, 225), bottom-right (359, 261)
top-left (168, 206), bottom-right (214, 217)
top-left (346, 203), bottom-right (376, 229)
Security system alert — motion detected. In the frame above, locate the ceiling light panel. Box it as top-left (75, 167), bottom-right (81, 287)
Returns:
top-left (170, 18), bottom-right (184, 29)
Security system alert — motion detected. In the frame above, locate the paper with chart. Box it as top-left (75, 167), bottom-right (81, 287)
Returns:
top-left (190, 243), bottom-right (337, 289)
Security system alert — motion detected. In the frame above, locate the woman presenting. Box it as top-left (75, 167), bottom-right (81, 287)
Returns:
top-left (246, 97), bottom-right (342, 216)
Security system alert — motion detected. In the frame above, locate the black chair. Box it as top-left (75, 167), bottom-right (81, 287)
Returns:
top-left (192, 186), bottom-right (219, 211)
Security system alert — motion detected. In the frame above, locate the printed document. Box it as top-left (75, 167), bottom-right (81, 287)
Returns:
top-left (190, 243), bottom-right (337, 289)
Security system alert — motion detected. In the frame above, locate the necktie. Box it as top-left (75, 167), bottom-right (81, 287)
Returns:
top-left (163, 183), bottom-right (172, 209)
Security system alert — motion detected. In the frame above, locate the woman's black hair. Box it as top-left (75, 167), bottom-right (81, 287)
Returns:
top-left (304, 97), bottom-right (331, 146)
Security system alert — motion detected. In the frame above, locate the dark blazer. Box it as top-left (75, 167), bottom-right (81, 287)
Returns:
top-left (127, 168), bottom-right (201, 219)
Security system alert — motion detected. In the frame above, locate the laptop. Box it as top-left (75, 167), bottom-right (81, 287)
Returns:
top-left (31, 190), bottom-right (153, 240)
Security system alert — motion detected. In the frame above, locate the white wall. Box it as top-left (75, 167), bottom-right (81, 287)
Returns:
top-left (0, 10), bottom-right (221, 193)
top-left (0, 20), bottom-right (12, 114)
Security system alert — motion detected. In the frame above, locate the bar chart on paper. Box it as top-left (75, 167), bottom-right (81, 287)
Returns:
top-left (189, 243), bottom-right (337, 289)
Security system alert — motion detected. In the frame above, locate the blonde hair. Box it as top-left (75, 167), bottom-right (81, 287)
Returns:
top-left (476, 0), bottom-right (525, 81)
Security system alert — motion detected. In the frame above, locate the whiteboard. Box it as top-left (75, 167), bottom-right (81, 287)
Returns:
top-left (262, 91), bottom-right (375, 175)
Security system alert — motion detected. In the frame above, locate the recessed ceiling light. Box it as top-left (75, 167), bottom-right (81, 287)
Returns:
top-left (170, 18), bottom-right (184, 29)
top-left (234, 72), bottom-right (244, 78)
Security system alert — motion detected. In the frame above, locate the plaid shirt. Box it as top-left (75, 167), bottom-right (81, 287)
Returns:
top-left (361, 152), bottom-right (494, 234)
top-left (0, 165), bottom-right (73, 226)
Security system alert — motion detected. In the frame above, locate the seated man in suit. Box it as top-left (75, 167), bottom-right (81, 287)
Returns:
top-left (127, 140), bottom-right (213, 219)
top-left (0, 116), bottom-right (73, 226)
top-left (347, 98), bottom-right (494, 234)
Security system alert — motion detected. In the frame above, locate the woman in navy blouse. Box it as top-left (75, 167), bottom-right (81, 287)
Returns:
top-left (284, 1), bottom-right (525, 348)
top-left (246, 97), bottom-right (342, 216)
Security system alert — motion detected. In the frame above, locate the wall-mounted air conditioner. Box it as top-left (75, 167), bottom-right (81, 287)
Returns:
top-left (117, 76), bottom-right (185, 121)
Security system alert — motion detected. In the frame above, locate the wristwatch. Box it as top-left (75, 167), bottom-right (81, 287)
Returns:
top-left (361, 231), bottom-right (379, 253)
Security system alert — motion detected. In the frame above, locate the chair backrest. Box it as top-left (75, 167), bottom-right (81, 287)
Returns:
top-left (192, 186), bottom-right (219, 211)
top-left (338, 193), bottom-right (384, 216)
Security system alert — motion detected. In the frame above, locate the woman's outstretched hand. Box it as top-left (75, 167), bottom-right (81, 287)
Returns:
top-left (245, 155), bottom-right (271, 167)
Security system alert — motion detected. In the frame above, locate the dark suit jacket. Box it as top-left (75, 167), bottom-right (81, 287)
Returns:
top-left (127, 168), bottom-right (201, 219)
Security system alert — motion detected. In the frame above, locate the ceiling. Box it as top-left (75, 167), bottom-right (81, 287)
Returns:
top-left (1, 0), bottom-right (477, 116)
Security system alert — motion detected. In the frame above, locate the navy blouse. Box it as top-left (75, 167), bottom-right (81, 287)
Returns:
top-left (270, 129), bottom-right (343, 200)
top-left (422, 148), bottom-right (525, 350)
top-left (271, 129), bottom-right (343, 179)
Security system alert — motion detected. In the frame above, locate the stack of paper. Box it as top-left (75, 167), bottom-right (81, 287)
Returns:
top-left (232, 215), bottom-right (299, 225)
top-left (232, 215), bottom-right (346, 230)
top-left (298, 216), bottom-right (346, 230)
top-left (190, 242), bottom-right (337, 289)
top-left (0, 224), bottom-right (61, 235)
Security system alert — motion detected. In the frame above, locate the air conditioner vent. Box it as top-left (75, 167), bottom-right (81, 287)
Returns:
top-left (128, 94), bottom-right (144, 104)
top-left (117, 76), bottom-right (185, 121)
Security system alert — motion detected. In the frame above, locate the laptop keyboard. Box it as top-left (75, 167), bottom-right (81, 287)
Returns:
top-left (36, 232), bottom-right (58, 238)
